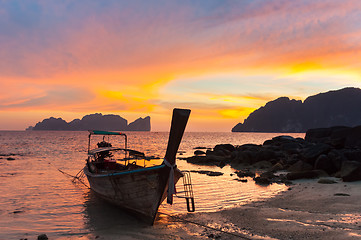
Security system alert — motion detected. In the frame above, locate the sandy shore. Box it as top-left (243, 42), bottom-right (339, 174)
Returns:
top-left (152, 179), bottom-right (361, 239)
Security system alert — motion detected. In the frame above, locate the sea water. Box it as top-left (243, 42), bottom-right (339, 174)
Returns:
top-left (0, 131), bottom-right (304, 239)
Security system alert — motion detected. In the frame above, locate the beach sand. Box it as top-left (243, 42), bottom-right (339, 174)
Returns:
top-left (85, 179), bottom-right (361, 239)
top-left (149, 179), bottom-right (361, 239)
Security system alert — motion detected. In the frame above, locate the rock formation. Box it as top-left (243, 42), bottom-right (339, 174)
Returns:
top-left (28, 113), bottom-right (151, 131)
top-left (127, 117), bottom-right (151, 131)
top-left (232, 87), bottom-right (361, 132)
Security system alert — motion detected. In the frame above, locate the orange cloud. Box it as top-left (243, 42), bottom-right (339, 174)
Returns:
top-left (1, 1), bottom-right (361, 130)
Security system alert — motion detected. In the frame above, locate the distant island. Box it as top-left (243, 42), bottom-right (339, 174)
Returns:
top-left (26, 113), bottom-right (151, 131)
top-left (232, 87), bottom-right (361, 132)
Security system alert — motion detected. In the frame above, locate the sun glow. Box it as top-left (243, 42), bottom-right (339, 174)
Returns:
top-left (289, 62), bottom-right (324, 74)
top-left (1, 1), bottom-right (361, 131)
top-left (219, 108), bottom-right (256, 119)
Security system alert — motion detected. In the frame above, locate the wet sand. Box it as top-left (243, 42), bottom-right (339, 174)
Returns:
top-left (151, 179), bottom-right (361, 239)
top-left (81, 179), bottom-right (361, 239)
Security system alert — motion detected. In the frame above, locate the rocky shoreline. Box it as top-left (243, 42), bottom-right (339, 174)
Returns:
top-left (182, 125), bottom-right (361, 184)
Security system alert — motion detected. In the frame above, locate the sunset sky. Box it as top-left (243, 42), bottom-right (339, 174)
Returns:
top-left (1, 0), bottom-right (361, 131)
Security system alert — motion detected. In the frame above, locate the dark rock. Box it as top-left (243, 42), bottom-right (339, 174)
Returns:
top-left (236, 144), bottom-right (262, 151)
top-left (206, 149), bottom-right (214, 155)
top-left (338, 161), bottom-right (361, 182)
top-left (237, 179), bottom-right (248, 182)
top-left (7, 157), bottom-right (15, 161)
top-left (252, 160), bottom-right (272, 169)
top-left (232, 150), bottom-right (257, 165)
top-left (270, 162), bottom-right (284, 172)
top-left (301, 143), bottom-right (331, 164)
top-left (264, 136), bottom-right (298, 146)
top-left (280, 142), bottom-right (302, 154)
top-left (288, 160), bottom-right (313, 172)
top-left (207, 233), bottom-right (221, 239)
top-left (305, 127), bottom-right (336, 143)
top-left (284, 154), bottom-right (301, 165)
top-left (344, 125), bottom-right (361, 148)
top-left (260, 171), bottom-right (276, 179)
top-left (329, 127), bottom-right (351, 148)
top-left (194, 147), bottom-right (207, 149)
top-left (255, 149), bottom-right (278, 163)
top-left (236, 170), bottom-right (255, 178)
top-left (214, 144), bottom-right (235, 153)
top-left (327, 150), bottom-right (346, 171)
top-left (185, 156), bottom-right (208, 164)
top-left (207, 171), bottom-right (224, 177)
top-left (263, 139), bottom-right (274, 145)
top-left (185, 155), bottom-right (227, 165)
top-left (256, 171), bottom-right (285, 185)
top-left (230, 150), bottom-right (238, 159)
top-left (314, 154), bottom-right (338, 174)
top-left (254, 176), bottom-right (271, 185)
top-left (212, 149), bottom-right (229, 157)
top-left (194, 150), bottom-right (206, 156)
top-left (343, 149), bottom-right (361, 162)
top-left (207, 149), bottom-right (229, 157)
top-left (272, 135), bottom-right (297, 143)
top-left (334, 193), bottom-right (350, 196)
top-left (207, 155), bottom-right (229, 163)
top-left (37, 234), bottom-right (48, 240)
top-left (306, 125), bottom-right (361, 149)
top-left (190, 170), bottom-right (223, 177)
top-left (217, 161), bottom-right (226, 168)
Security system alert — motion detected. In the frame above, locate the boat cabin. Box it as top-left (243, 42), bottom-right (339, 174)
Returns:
top-left (87, 130), bottom-right (149, 173)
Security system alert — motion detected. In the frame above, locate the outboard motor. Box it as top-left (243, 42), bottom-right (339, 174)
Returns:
top-left (97, 141), bottom-right (112, 148)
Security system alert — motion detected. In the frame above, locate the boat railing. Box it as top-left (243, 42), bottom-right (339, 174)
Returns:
top-left (175, 170), bottom-right (195, 212)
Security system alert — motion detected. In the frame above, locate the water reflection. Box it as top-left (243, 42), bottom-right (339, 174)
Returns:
top-left (0, 131), bottom-right (304, 238)
top-left (160, 163), bottom-right (288, 214)
top-left (82, 191), bottom-right (148, 237)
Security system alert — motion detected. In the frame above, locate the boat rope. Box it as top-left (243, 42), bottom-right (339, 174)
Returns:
top-left (57, 168), bottom-right (90, 189)
top-left (163, 158), bottom-right (176, 204)
top-left (158, 211), bottom-right (251, 239)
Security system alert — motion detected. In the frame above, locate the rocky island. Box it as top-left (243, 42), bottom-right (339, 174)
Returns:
top-left (233, 87), bottom-right (361, 132)
top-left (26, 113), bottom-right (151, 131)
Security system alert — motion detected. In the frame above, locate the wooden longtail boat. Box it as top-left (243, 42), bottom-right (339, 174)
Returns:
top-left (83, 108), bottom-right (191, 224)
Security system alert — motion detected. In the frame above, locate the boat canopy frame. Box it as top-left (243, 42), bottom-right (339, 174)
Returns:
top-left (88, 147), bottom-right (145, 158)
top-left (88, 130), bottom-right (128, 153)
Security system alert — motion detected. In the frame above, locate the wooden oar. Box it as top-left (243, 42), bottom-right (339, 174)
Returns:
top-left (164, 108), bottom-right (191, 165)
top-left (163, 108), bottom-right (191, 205)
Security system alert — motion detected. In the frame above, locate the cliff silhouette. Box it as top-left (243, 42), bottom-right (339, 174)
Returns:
top-left (28, 113), bottom-right (151, 131)
top-left (232, 87), bottom-right (361, 132)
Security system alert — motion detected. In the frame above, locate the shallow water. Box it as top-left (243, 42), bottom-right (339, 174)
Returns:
top-left (0, 131), bottom-right (304, 239)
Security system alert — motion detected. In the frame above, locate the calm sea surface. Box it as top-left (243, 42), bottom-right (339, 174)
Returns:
top-left (0, 131), bottom-right (304, 239)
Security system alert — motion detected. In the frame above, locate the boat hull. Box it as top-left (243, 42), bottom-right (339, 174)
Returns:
top-left (84, 165), bottom-right (170, 224)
